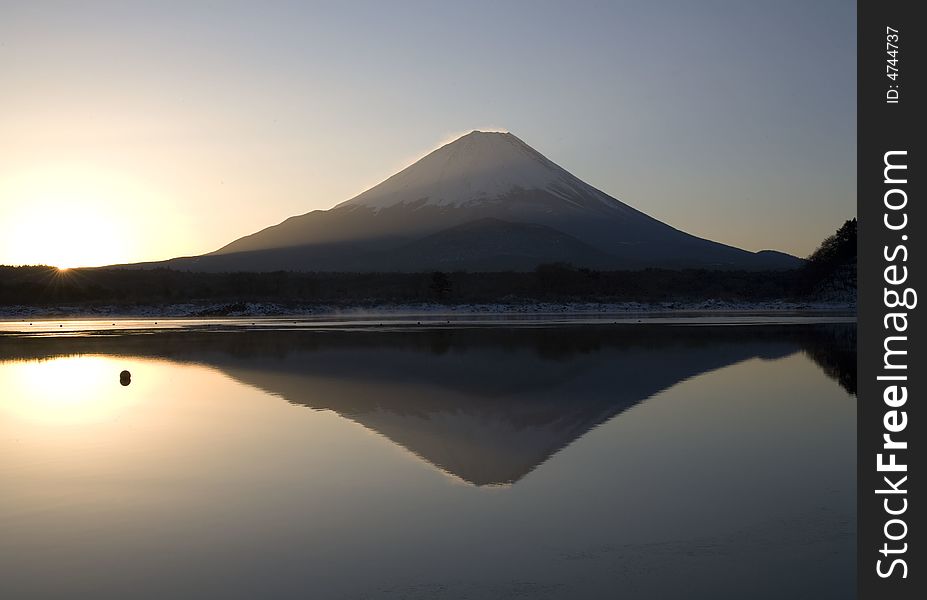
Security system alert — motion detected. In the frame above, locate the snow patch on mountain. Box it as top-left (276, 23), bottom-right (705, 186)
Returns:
top-left (338, 131), bottom-right (621, 211)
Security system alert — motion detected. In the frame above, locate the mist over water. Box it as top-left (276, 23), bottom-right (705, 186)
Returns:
top-left (0, 324), bottom-right (855, 599)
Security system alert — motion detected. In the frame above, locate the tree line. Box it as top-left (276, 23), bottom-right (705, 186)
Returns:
top-left (0, 219), bottom-right (856, 308)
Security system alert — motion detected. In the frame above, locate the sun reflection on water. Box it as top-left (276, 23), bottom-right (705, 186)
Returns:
top-left (0, 355), bottom-right (138, 426)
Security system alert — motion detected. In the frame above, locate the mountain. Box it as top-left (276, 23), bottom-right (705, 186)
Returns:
top-left (137, 131), bottom-right (803, 272)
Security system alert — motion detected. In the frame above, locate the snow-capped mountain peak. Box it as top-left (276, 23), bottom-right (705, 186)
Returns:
top-left (339, 130), bottom-right (607, 210)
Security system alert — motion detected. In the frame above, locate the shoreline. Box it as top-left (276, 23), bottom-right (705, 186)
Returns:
top-left (0, 301), bottom-right (856, 335)
top-left (0, 299), bottom-right (856, 320)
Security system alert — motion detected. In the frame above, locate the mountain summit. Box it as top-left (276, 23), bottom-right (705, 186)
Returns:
top-left (339, 131), bottom-right (618, 212)
top-left (147, 130), bottom-right (802, 272)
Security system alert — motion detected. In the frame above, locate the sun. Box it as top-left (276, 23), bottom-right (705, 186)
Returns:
top-left (3, 203), bottom-right (132, 269)
top-left (4, 207), bottom-right (131, 269)
top-left (0, 166), bottom-right (139, 268)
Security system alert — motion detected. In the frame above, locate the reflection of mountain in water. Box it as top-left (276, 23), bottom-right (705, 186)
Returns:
top-left (0, 324), bottom-right (856, 485)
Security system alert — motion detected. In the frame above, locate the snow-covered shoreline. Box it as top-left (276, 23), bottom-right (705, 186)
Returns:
top-left (0, 299), bottom-right (856, 320)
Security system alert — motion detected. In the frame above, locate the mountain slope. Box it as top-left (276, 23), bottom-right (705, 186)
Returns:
top-left (365, 218), bottom-right (616, 271)
top-left (140, 130), bottom-right (802, 272)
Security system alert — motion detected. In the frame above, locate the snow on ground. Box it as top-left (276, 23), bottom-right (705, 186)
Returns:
top-left (0, 299), bottom-right (856, 320)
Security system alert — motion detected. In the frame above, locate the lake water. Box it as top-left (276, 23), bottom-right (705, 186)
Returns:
top-left (0, 322), bottom-right (856, 599)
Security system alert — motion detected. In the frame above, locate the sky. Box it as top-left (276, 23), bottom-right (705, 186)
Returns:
top-left (0, 0), bottom-right (856, 268)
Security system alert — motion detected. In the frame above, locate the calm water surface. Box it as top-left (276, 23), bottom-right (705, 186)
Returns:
top-left (0, 324), bottom-right (856, 599)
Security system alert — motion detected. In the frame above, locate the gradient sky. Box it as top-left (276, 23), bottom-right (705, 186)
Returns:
top-left (1, 0), bottom-right (856, 267)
